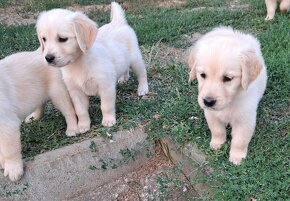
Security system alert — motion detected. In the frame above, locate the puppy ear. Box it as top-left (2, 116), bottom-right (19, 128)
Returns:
top-left (241, 50), bottom-right (262, 90)
top-left (37, 34), bottom-right (44, 52)
top-left (36, 15), bottom-right (45, 52)
top-left (72, 12), bottom-right (98, 53)
top-left (188, 47), bottom-right (197, 82)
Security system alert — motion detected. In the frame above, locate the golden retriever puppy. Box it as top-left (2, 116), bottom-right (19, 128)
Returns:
top-left (0, 48), bottom-right (79, 181)
top-left (188, 27), bottom-right (267, 164)
top-left (36, 2), bottom-right (149, 132)
top-left (265, 0), bottom-right (290, 20)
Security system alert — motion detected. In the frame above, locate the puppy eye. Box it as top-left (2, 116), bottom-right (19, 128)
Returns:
top-left (223, 76), bottom-right (233, 82)
top-left (59, 37), bottom-right (68, 43)
top-left (200, 73), bottom-right (206, 79)
top-left (42, 37), bottom-right (46, 42)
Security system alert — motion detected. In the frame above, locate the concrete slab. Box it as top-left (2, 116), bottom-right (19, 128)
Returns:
top-left (0, 129), bottom-right (153, 201)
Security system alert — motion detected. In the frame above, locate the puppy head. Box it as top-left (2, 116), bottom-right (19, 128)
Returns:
top-left (36, 9), bottom-right (98, 67)
top-left (188, 30), bottom-right (262, 111)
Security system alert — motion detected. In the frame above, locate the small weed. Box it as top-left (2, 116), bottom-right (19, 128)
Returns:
top-left (89, 141), bottom-right (97, 152)
top-left (99, 159), bottom-right (108, 171)
top-left (88, 165), bottom-right (97, 171)
top-left (120, 148), bottom-right (137, 163)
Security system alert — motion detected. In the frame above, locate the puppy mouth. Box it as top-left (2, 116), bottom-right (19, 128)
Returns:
top-left (45, 60), bottom-right (68, 68)
top-left (47, 62), bottom-right (64, 68)
top-left (203, 106), bottom-right (217, 111)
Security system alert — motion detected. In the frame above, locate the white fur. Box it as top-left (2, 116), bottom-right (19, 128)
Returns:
top-left (36, 2), bottom-right (149, 130)
top-left (188, 27), bottom-right (267, 164)
top-left (0, 48), bottom-right (78, 181)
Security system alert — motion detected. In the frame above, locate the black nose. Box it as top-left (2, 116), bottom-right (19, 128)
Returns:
top-left (45, 54), bottom-right (55, 63)
top-left (203, 97), bottom-right (216, 107)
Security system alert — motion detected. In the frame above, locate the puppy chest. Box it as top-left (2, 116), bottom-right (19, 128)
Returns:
top-left (212, 110), bottom-right (232, 124)
top-left (81, 77), bottom-right (99, 96)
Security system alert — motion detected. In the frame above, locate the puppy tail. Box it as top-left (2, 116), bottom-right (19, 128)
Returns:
top-left (110, 2), bottom-right (127, 25)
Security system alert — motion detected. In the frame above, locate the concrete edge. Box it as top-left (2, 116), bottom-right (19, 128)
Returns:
top-left (0, 129), bottom-right (154, 200)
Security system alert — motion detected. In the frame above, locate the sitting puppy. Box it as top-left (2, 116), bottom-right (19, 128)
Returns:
top-left (36, 2), bottom-right (149, 132)
top-left (265, 0), bottom-right (290, 20)
top-left (0, 48), bottom-right (79, 181)
top-left (188, 27), bottom-right (267, 164)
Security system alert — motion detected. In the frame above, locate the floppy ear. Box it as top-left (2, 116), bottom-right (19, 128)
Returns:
top-left (241, 50), bottom-right (263, 90)
top-left (72, 12), bottom-right (98, 53)
top-left (188, 47), bottom-right (197, 82)
top-left (36, 14), bottom-right (45, 52)
top-left (37, 33), bottom-right (44, 52)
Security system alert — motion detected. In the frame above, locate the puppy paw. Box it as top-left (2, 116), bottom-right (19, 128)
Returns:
top-left (24, 114), bottom-right (35, 123)
top-left (4, 160), bottom-right (24, 182)
top-left (229, 151), bottom-right (246, 165)
top-left (78, 124), bottom-right (90, 134)
top-left (118, 74), bottom-right (130, 83)
top-left (210, 138), bottom-right (225, 150)
top-left (102, 117), bottom-right (116, 127)
top-left (137, 83), bottom-right (149, 96)
top-left (78, 119), bottom-right (91, 133)
top-left (25, 109), bottom-right (43, 123)
top-left (265, 14), bottom-right (274, 20)
top-left (65, 127), bottom-right (80, 137)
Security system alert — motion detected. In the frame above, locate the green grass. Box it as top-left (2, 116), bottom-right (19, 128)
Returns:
top-left (0, 0), bottom-right (289, 200)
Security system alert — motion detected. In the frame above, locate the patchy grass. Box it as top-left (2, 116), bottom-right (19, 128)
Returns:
top-left (0, 0), bottom-right (289, 200)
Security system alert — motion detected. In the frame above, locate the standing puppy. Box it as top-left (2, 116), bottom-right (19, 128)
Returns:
top-left (188, 27), bottom-right (267, 164)
top-left (36, 2), bottom-right (149, 132)
top-left (265, 0), bottom-right (290, 20)
top-left (0, 48), bottom-right (79, 181)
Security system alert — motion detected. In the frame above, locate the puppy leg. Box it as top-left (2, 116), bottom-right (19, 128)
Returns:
top-left (229, 122), bottom-right (255, 165)
top-left (131, 49), bottom-right (149, 96)
top-left (50, 87), bottom-right (80, 136)
top-left (205, 112), bottom-right (226, 150)
top-left (280, 0), bottom-right (290, 12)
top-left (265, 0), bottom-right (277, 20)
top-left (99, 86), bottom-right (116, 127)
top-left (24, 104), bottom-right (45, 123)
top-left (68, 89), bottom-right (91, 134)
top-left (0, 122), bottom-right (23, 181)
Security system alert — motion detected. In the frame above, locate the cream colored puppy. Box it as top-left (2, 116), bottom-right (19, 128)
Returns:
top-left (36, 2), bottom-right (149, 132)
top-left (188, 27), bottom-right (267, 165)
top-left (265, 0), bottom-right (290, 20)
top-left (0, 48), bottom-right (79, 181)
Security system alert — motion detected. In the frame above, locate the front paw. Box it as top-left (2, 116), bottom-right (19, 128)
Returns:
top-left (265, 14), bottom-right (274, 20)
top-left (118, 74), bottom-right (130, 83)
top-left (65, 127), bottom-right (80, 137)
top-left (210, 138), bottom-right (226, 150)
top-left (102, 116), bottom-right (116, 127)
top-left (229, 150), bottom-right (247, 165)
top-left (78, 121), bottom-right (91, 134)
top-left (24, 114), bottom-right (36, 123)
top-left (4, 160), bottom-right (24, 182)
top-left (137, 83), bottom-right (149, 96)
